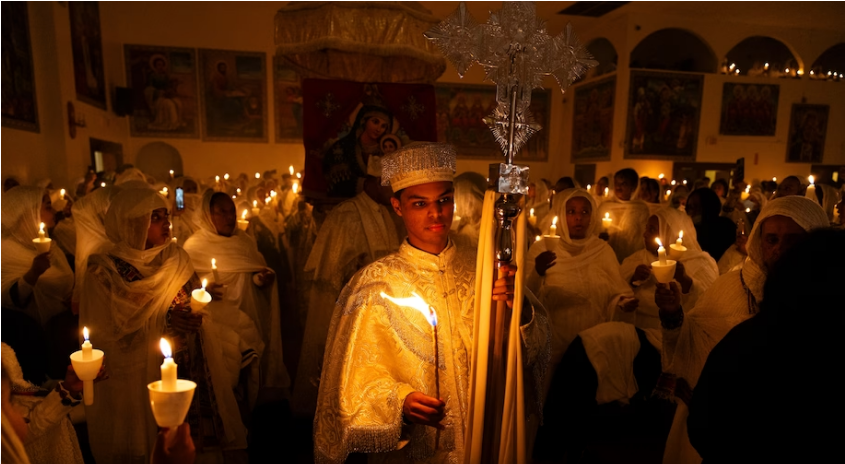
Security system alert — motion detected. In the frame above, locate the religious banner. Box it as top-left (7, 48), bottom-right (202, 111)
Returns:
top-left (69, 2), bottom-right (107, 110)
top-left (719, 82), bottom-right (779, 136)
top-left (434, 83), bottom-right (551, 161)
top-left (301, 79), bottom-right (437, 201)
top-left (124, 45), bottom-right (200, 138)
top-left (273, 57), bottom-right (303, 143)
top-left (1, 2), bottom-right (39, 133)
top-left (571, 75), bottom-right (615, 162)
top-left (624, 70), bottom-right (703, 161)
top-left (198, 48), bottom-right (268, 142)
top-left (786, 103), bottom-right (828, 163)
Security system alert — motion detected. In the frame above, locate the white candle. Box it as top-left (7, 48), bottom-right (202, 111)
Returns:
top-left (604, 187), bottom-right (609, 197)
top-left (549, 216), bottom-right (558, 237)
top-left (602, 212), bottom-right (612, 232)
top-left (38, 222), bottom-right (46, 239)
top-left (676, 231), bottom-right (683, 247)
top-left (191, 279), bottom-right (212, 312)
top-left (211, 259), bottom-right (220, 282)
top-left (528, 208), bottom-right (537, 227)
top-left (656, 238), bottom-right (667, 265)
top-left (82, 327), bottom-right (92, 361)
top-left (238, 210), bottom-right (249, 230)
top-left (252, 200), bottom-right (260, 217)
top-left (806, 175), bottom-right (817, 203)
top-left (160, 338), bottom-right (177, 392)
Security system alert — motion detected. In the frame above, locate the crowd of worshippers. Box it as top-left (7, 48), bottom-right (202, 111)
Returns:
top-left (1, 150), bottom-right (842, 464)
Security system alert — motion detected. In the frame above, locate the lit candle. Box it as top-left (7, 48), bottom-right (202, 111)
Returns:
top-left (535, 235), bottom-right (541, 242)
top-left (289, 165), bottom-right (295, 176)
top-left (683, 180), bottom-right (688, 185)
top-left (669, 231), bottom-right (687, 259)
top-left (160, 338), bottom-right (177, 392)
top-left (665, 189), bottom-right (672, 201)
top-left (604, 187), bottom-right (609, 197)
top-left (671, 180), bottom-right (676, 186)
top-left (528, 208), bottom-right (537, 227)
top-left (741, 185), bottom-right (750, 201)
top-left (100, 182), bottom-right (106, 188)
top-left (296, 172), bottom-right (302, 179)
top-left (252, 200), bottom-right (260, 217)
top-left (237, 188), bottom-right (241, 194)
top-left (675, 231), bottom-right (684, 247)
top-left (549, 216), bottom-right (558, 237)
top-left (33, 222), bottom-right (52, 254)
top-left (656, 238), bottom-right (667, 265)
top-left (215, 175), bottom-right (220, 183)
top-left (380, 292), bottom-right (439, 399)
top-left (170, 223), bottom-right (177, 244)
top-left (806, 175), bottom-right (817, 203)
top-left (764, 62), bottom-right (769, 70)
top-left (223, 173), bottom-right (229, 181)
top-left (292, 181), bottom-right (299, 194)
top-left (82, 327), bottom-right (93, 361)
top-left (211, 259), bottom-right (220, 282)
top-left (602, 212), bottom-right (612, 232)
top-left (169, 170), bottom-right (174, 179)
top-left (658, 173), bottom-right (665, 180)
top-left (238, 210), bottom-right (249, 230)
top-left (255, 172), bottom-right (261, 179)
top-left (772, 177), bottom-right (777, 182)
top-left (191, 279), bottom-right (212, 313)
top-left (586, 184), bottom-right (591, 193)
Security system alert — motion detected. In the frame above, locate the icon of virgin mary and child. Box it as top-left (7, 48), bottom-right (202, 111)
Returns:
top-left (323, 105), bottom-right (405, 199)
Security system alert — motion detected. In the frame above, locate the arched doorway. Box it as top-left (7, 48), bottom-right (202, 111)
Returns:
top-left (135, 141), bottom-right (183, 182)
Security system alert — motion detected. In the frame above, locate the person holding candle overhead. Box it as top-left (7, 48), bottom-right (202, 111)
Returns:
top-left (654, 196), bottom-right (830, 464)
top-left (79, 188), bottom-right (248, 463)
top-left (182, 190), bottom-right (287, 394)
top-left (525, 188), bottom-right (636, 396)
top-left (313, 143), bottom-right (548, 464)
top-left (2, 186), bottom-right (74, 330)
top-left (619, 208), bottom-right (719, 330)
top-left (598, 168), bottom-right (652, 263)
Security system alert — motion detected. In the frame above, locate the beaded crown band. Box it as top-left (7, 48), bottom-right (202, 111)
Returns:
top-left (381, 142), bottom-right (457, 192)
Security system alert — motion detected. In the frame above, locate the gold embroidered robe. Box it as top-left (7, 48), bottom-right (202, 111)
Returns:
top-left (314, 239), bottom-right (547, 464)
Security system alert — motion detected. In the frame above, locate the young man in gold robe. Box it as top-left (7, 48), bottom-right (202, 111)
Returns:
top-left (314, 142), bottom-right (547, 464)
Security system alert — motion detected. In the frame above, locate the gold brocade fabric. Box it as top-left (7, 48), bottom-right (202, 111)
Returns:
top-left (314, 239), bottom-right (477, 464)
top-left (274, 2), bottom-right (446, 83)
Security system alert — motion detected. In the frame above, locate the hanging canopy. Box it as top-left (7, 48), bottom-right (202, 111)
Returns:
top-left (274, 1), bottom-right (446, 83)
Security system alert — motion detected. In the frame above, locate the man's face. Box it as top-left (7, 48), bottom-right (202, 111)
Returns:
top-left (776, 178), bottom-right (801, 198)
top-left (759, 215), bottom-right (806, 270)
top-left (391, 181), bottom-right (454, 254)
top-left (210, 197), bottom-right (237, 237)
top-left (614, 175), bottom-right (634, 201)
top-left (565, 197), bottom-right (592, 239)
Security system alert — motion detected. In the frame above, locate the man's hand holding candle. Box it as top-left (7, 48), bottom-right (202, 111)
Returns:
top-left (403, 391), bottom-right (446, 430)
top-left (24, 252), bottom-right (52, 285)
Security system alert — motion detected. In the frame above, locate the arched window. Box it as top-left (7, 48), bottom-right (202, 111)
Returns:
top-left (809, 43), bottom-right (845, 80)
top-left (630, 28), bottom-right (717, 73)
top-left (136, 141), bottom-right (183, 182)
top-left (724, 36), bottom-right (800, 77)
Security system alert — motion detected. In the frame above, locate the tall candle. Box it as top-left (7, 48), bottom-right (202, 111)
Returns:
top-left (82, 327), bottom-right (92, 361)
top-left (806, 175), bottom-right (817, 203)
top-left (656, 238), bottom-right (667, 265)
top-left (211, 259), bottom-right (220, 282)
top-left (160, 338), bottom-right (177, 392)
top-left (549, 216), bottom-right (558, 237)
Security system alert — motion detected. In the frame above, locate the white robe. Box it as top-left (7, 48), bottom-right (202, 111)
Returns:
top-left (598, 197), bottom-right (651, 263)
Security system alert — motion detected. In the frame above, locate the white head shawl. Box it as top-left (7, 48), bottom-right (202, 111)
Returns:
top-left (114, 168), bottom-right (147, 186)
top-left (550, 188), bottom-right (601, 255)
top-left (653, 207), bottom-right (704, 254)
top-left (1, 186), bottom-right (73, 326)
top-left (742, 196), bottom-right (829, 303)
top-left (71, 186), bottom-right (121, 305)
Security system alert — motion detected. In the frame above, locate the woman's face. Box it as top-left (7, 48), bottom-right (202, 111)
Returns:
top-left (145, 208), bottom-right (171, 249)
top-left (40, 193), bottom-right (56, 228)
top-left (565, 197), bottom-right (592, 240)
top-left (210, 196), bottom-right (237, 237)
top-left (365, 115), bottom-right (389, 141)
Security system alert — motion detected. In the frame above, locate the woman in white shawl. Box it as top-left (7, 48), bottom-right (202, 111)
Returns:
top-left (619, 208), bottom-right (719, 330)
top-left (2, 186), bottom-right (74, 328)
top-left (81, 189), bottom-right (247, 463)
top-left (656, 195), bottom-right (830, 464)
top-left (525, 188), bottom-right (636, 391)
top-left (182, 191), bottom-right (290, 393)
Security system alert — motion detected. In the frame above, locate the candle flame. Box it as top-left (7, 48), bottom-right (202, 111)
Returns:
top-left (604, 212), bottom-right (610, 219)
top-left (270, 190), bottom-right (276, 197)
top-left (772, 177), bottom-right (777, 182)
top-left (83, 327), bottom-right (89, 341)
top-left (745, 185), bottom-right (750, 193)
top-left (289, 165), bottom-right (294, 176)
top-left (604, 187), bottom-right (609, 196)
top-left (292, 182), bottom-right (299, 194)
top-left (100, 182), bottom-right (106, 187)
top-left (237, 188), bottom-right (241, 194)
top-left (658, 173), bottom-right (665, 179)
top-left (242, 210), bottom-right (248, 219)
top-left (39, 222), bottom-right (45, 233)
top-left (671, 180), bottom-right (676, 186)
top-left (296, 172), bottom-right (302, 179)
top-left (255, 172), bottom-right (261, 179)
top-left (380, 291), bottom-right (437, 327)
top-left (666, 189), bottom-right (671, 196)
top-left (211, 258), bottom-right (217, 269)
top-left (265, 197), bottom-right (271, 204)
top-left (808, 175), bottom-right (814, 185)
top-left (552, 216), bottom-right (558, 226)
top-left (160, 338), bottom-right (172, 359)
top-left (655, 238), bottom-right (664, 248)
top-left (679, 230), bottom-right (684, 240)
top-left (215, 176), bottom-right (220, 182)
top-left (201, 278), bottom-right (208, 290)
top-left (232, 195), bottom-right (237, 199)
top-left (746, 207), bottom-right (751, 213)
top-left (224, 173), bottom-right (229, 180)
top-left (253, 200), bottom-right (258, 207)
top-left (170, 170), bottom-right (174, 175)
top-left (60, 189), bottom-right (66, 196)
top-left (530, 208), bottom-right (534, 216)
top-left (586, 184), bottom-right (591, 191)
top-left (535, 235), bottom-right (541, 242)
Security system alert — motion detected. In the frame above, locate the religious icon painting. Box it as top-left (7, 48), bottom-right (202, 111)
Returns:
top-left (273, 57), bottom-right (303, 143)
top-left (571, 75), bottom-right (616, 163)
top-left (1, 2), bottom-right (39, 133)
top-left (719, 82), bottom-right (779, 136)
top-left (786, 104), bottom-right (829, 164)
top-left (300, 79), bottom-right (437, 202)
top-left (198, 48), bottom-right (268, 143)
top-left (69, 1), bottom-right (107, 110)
top-left (434, 83), bottom-right (551, 161)
top-left (124, 45), bottom-right (200, 139)
top-left (624, 70), bottom-right (703, 161)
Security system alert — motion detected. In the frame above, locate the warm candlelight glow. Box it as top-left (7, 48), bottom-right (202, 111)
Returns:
top-left (745, 185), bottom-right (750, 193)
top-left (255, 172), bottom-right (261, 179)
top-left (808, 175), bottom-right (815, 185)
top-left (666, 189), bottom-right (671, 197)
top-left (292, 182), bottom-right (299, 194)
top-left (270, 190), bottom-right (277, 197)
top-left (211, 258), bottom-right (217, 269)
top-left (39, 222), bottom-right (45, 234)
top-left (535, 235), bottom-right (541, 242)
top-left (201, 278), bottom-right (208, 290)
top-left (552, 216), bottom-right (558, 226)
top-left (237, 188), bottom-right (241, 194)
top-left (658, 173), bottom-right (664, 179)
top-left (655, 238), bottom-right (663, 248)
top-left (160, 338), bottom-right (172, 359)
top-left (296, 172), bottom-right (302, 179)
top-left (605, 213), bottom-right (610, 220)
top-left (83, 327), bottom-right (89, 341)
top-left (679, 231), bottom-right (683, 240)
top-left (224, 173), bottom-right (229, 180)
top-left (604, 187), bottom-right (609, 196)
top-left (253, 200), bottom-right (258, 208)
top-left (380, 292), bottom-right (437, 327)
top-left (100, 182), bottom-right (106, 187)
top-left (586, 184), bottom-right (591, 191)
top-left (232, 195), bottom-right (237, 200)
top-left (170, 169), bottom-right (174, 176)
top-left (242, 210), bottom-right (248, 219)
top-left (60, 188), bottom-right (66, 197)
top-left (746, 207), bottom-right (751, 213)
top-left (289, 165), bottom-right (295, 176)
top-left (530, 208), bottom-right (535, 216)
top-left (215, 175), bottom-right (220, 182)
top-left (772, 177), bottom-right (777, 182)
top-left (671, 180), bottom-right (676, 186)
